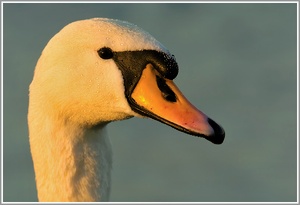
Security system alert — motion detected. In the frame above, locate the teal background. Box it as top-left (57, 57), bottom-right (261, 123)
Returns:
top-left (3, 3), bottom-right (297, 202)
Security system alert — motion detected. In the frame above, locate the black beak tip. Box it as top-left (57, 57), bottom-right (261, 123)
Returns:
top-left (205, 118), bottom-right (225, 144)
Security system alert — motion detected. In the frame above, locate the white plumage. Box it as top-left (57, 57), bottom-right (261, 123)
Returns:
top-left (28, 18), bottom-right (224, 202)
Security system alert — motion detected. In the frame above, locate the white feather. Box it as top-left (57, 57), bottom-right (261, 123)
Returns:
top-left (28, 18), bottom-right (167, 201)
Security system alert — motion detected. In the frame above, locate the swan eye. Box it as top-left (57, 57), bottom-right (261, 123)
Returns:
top-left (98, 47), bottom-right (114, 59)
top-left (156, 76), bottom-right (177, 102)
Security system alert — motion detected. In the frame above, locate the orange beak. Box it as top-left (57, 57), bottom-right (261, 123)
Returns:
top-left (130, 64), bottom-right (225, 144)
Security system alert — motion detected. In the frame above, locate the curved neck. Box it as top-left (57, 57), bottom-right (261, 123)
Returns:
top-left (28, 118), bottom-right (112, 202)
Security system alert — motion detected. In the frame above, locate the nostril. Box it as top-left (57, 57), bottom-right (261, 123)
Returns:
top-left (156, 75), bottom-right (177, 102)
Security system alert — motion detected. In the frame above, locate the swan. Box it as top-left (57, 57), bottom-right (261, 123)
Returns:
top-left (28, 18), bottom-right (225, 202)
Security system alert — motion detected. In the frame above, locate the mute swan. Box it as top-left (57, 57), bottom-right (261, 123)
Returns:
top-left (28, 18), bottom-right (225, 202)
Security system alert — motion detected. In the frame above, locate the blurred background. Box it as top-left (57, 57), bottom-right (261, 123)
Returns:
top-left (2, 3), bottom-right (297, 202)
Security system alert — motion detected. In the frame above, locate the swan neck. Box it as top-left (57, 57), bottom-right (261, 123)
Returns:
top-left (29, 120), bottom-right (112, 202)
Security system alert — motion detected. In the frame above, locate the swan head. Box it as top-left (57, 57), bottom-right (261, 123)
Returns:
top-left (29, 18), bottom-right (224, 144)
